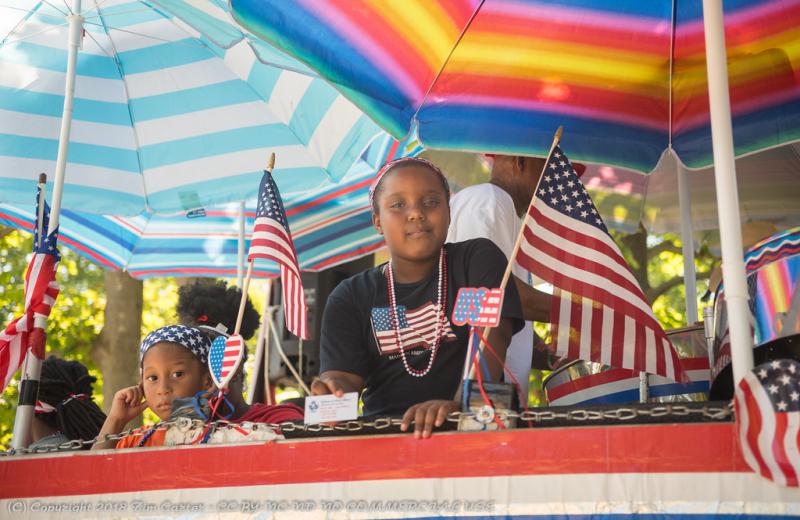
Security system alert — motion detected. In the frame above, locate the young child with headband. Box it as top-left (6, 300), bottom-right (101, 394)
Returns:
top-left (313, 157), bottom-right (524, 438)
top-left (92, 325), bottom-right (214, 449)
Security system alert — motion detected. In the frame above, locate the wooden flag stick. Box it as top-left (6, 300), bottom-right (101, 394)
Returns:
top-left (234, 152), bottom-right (276, 336)
top-left (36, 174), bottom-right (47, 245)
top-left (465, 126), bottom-right (563, 382)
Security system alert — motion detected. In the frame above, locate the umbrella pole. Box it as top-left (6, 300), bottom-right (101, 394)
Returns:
top-left (237, 201), bottom-right (246, 287)
top-left (702, 0), bottom-right (754, 384)
top-left (11, 0), bottom-right (83, 450)
top-left (677, 160), bottom-right (699, 324)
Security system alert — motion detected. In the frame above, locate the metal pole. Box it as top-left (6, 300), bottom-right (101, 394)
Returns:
top-left (702, 0), bottom-right (754, 385)
top-left (246, 280), bottom-right (272, 405)
top-left (677, 159), bottom-right (699, 324)
top-left (11, 1), bottom-right (83, 450)
top-left (237, 201), bottom-right (245, 287)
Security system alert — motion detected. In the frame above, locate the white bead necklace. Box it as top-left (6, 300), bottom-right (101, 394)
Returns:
top-left (386, 249), bottom-right (447, 377)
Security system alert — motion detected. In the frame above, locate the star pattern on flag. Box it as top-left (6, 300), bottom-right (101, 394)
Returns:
top-left (756, 359), bottom-right (800, 413)
top-left (537, 151), bottom-right (608, 233)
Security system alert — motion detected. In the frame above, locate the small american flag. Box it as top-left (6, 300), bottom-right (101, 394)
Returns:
top-left (371, 304), bottom-right (457, 355)
top-left (516, 145), bottom-right (684, 381)
top-left (735, 359), bottom-right (800, 486)
top-left (0, 184), bottom-right (60, 391)
top-left (452, 288), bottom-right (503, 327)
top-left (208, 335), bottom-right (243, 388)
top-left (248, 170), bottom-right (309, 339)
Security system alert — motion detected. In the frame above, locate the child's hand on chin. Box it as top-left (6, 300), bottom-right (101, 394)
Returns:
top-left (108, 384), bottom-right (148, 425)
top-left (401, 400), bottom-right (459, 440)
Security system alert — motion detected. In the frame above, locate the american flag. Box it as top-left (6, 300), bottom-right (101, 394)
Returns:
top-left (248, 170), bottom-right (309, 339)
top-left (735, 359), bottom-right (800, 486)
top-left (0, 185), bottom-right (60, 391)
top-left (208, 335), bottom-right (243, 388)
top-left (452, 288), bottom-right (503, 327)
top-left (371, 304), bottom-right (457, 355)
top-left (516, 145), bottom-right (684, 382)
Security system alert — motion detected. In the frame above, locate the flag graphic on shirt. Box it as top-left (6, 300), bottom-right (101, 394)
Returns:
top-left (515, 145), bottom-right (684, 382)
top-left (735, 359), bottom-right (800, 487)
top-left (248, 170), bottom-right (309, 339)
top-left (0, 184), bottom-right (60, 391)
top-left (371, 303), bottom-right (457, 355)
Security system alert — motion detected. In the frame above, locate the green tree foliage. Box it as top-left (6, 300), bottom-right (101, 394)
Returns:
top-left (0, 227), bottom-right (105, 446)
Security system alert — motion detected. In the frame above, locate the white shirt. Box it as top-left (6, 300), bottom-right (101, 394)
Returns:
top-left (446, 183), bottom-right (534, 400)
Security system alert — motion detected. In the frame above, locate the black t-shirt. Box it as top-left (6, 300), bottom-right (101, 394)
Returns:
top-left (320, 238), bottom-right (524, 416)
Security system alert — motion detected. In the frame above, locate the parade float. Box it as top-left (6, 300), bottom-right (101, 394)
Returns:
top-left (1, 0), bottom-right (800, 518)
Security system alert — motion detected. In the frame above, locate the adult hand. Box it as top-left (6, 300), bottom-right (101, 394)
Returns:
top-left (401, 399), bottom-right (459, 439)
top-left (107, 384), bottom-right (148, 425)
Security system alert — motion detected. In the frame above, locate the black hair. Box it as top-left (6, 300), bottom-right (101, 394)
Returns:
top-left (37, 356), bottom-right (106, 447)
top-left (177, 280), bottom-right (260, 341)
top-left (371, 160), bottom-right (450, 214)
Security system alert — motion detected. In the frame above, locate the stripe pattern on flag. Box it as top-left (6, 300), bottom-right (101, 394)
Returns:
top-left (734, 359), bottom-right (800, 487)
top-left (371, 304), bottom-right (457, 356)
top-left (248, 170), bottom-right (309, 339)
top-left (0, 185), bottom-right (60, 390)
top-left (515, 145), bottom-right (684, 382)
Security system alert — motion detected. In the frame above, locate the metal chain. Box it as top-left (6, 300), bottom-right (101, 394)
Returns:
top-left (0, 403), bottom-right (733, 456)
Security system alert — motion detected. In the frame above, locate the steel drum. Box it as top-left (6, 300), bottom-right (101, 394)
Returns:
top-left (709, 229), bottom-right (800, 399)
top-left (543, 324), bottom-right (710, 407)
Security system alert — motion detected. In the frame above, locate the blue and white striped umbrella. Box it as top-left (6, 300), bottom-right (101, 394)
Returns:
top-left (0, 135), bottom-right (423, 278)
top-left (0, 0), bottom-right (384, 215)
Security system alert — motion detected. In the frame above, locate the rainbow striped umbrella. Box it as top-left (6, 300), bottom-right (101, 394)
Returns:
top-left (231, 0), bottom-right (800, 173)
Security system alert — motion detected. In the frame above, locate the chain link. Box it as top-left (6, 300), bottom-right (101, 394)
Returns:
top-left (1, 402), bottom-right (733, 456)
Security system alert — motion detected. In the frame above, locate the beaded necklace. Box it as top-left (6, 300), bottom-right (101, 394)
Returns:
top-left (386, 249), bottom-right (447, 377)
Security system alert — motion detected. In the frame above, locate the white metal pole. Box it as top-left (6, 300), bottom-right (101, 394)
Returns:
top-left (702, 0), bottom-right (754, 385)
top-left (237, 201), bottom-right (246, 287)
top-left (677, 160), bottom-right (699, 324)
top-left (246, 280), bottom-right (272, 405)
top-left (11, 1), bottom-right (83, 450)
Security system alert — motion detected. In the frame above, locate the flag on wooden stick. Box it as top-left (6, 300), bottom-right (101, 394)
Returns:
top-left (248, 170), bottom-right (309, 339)
top-left (515, 145), bottom-right (684, 382)
top-left (0, 184), bottom-right (60, 390)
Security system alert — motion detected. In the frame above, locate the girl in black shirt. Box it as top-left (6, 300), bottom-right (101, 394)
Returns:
top-left (313, 158), bottom-right (523, 438)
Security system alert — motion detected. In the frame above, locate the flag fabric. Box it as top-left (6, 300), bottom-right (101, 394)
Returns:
top-left (515, 145), bottom-right (684, 382)
top-left (208, 335), bottom-right (244, 388)
top-left (735, 359), bottom-right (800, 487)
top-left (248, 170), bottom-right (309, 339)
top-left (371, 304), bottom-right (457, 355)
top-left (0, 185), bottom-right (60, 390)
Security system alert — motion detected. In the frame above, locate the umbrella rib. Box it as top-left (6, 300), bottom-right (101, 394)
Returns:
top-left (82, 6), bottom-right (157, 20)
top-left (414, 0), bottom-right (485, 123)
top-left (82, 20), bottom-right (205, 47)
top-left (82, 25), bottom-right (113, 58)
top-left (1, 21), bottom-right (68, 47)
top-left (40, 0), bottom-right (68, 15)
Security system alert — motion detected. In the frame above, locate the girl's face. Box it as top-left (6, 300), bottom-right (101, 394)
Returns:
top-left (141, 342), bottom-right (211, 421)
top-left (372, 165), bottom-right (450, 263)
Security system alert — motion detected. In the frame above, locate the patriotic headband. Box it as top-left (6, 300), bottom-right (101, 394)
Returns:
top-left (139, 325), bottom-right (211, 366)
top-left (368, 157), bottom-right (447, 208)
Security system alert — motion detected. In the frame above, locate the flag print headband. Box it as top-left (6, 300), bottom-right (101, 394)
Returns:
top-left (368, 157), bottom-right (448, 209)
top-left (139, 325), bottom-right (211, 366)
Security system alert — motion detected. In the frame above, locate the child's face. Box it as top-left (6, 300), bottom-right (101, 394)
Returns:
top-left (372, 165), bottom-right (450, 263)
top-left (141, 342), bottom-right (211, 421)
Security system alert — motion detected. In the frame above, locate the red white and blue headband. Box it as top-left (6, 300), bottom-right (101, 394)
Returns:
top-left (368, 157), bottom-right (447, 208)
top-left (139, 325), bottom-right (211, 366)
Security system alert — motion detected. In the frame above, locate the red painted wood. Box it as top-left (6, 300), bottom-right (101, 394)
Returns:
top-left (0, 423), bottom-right (748, 499)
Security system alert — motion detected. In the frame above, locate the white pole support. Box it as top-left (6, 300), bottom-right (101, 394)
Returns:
top-left (677, 160), bottom-right (699, 324)
top-left (237, 201), bottom-right (246, 287)
top-left (702, 0), bottom-right (754, 385)
top-left (12, 0), bottom-right (83, 450)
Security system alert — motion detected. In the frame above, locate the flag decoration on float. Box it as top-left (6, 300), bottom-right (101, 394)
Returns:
top-left (247, 169), bottom-right (308, 339)
top-left (516, 145), bottom-right (684, 382)
top-left (0, 184), bottom-right (60, 391)
top-left (735, 359), bottom-right (800, 487)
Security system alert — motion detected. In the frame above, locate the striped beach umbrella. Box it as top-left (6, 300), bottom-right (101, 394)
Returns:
top-left (0, 0), bottom-right (384, 215)
top-left (231, 0), bottom-right (800, 174)
top-left (0, 135), bottom-right (424, 278)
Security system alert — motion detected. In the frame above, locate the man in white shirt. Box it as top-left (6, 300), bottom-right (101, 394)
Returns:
top-left (446, 155), bottom-right (554, 402)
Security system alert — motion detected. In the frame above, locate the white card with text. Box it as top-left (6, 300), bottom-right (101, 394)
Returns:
top-left (304, 392), bottom-right (359, 424)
